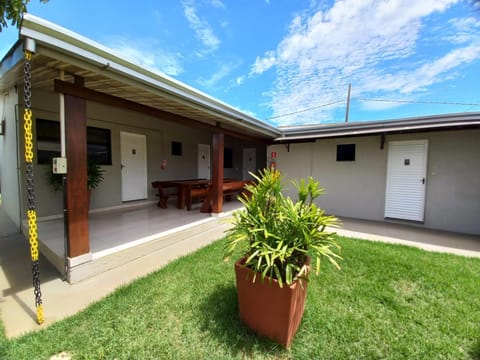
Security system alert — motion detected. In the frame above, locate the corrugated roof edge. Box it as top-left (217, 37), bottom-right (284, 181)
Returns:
top-left (18, 14), bottom-right (280, 137)
top-left (275, 112), bottom-right (480, 141)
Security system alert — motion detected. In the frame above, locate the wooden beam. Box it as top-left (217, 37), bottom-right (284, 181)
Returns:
top-left (211, 132), bottom-right (224, 213)
top-left (65, 94), bottom-right (90, 257)
top-left (54, 79), bottom-right (268, 143)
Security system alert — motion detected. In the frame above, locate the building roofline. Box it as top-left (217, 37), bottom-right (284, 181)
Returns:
top-left (275, 112), bottom-right (480, 141)
top-left (16, 14), bottom-right (280, 137)
top-left (3, 15), bottom-right (479, 141)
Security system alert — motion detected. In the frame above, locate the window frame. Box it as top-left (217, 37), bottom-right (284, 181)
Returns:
top-left (36, 118), bottom-right (112, 165)
top-left (336, 143), bottom-right (356, 162)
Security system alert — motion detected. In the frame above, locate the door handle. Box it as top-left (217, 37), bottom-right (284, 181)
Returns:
top-left (421, 177), bottom-right (425, 184)
top-left (121, 164), bottom-right (125, 170)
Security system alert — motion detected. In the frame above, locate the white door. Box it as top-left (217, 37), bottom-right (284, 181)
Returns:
top-left (120, 132), bottom-right (147, 201)
top-left (198, 144), bottom-right (210, 179)
top-left (385, 140), bottom-right (428, 221)
top-left (243, 148), bottom-right (256, 180)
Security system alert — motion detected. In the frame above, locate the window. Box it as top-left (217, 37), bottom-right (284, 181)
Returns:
top-left (36, 119), bottom-right (112, 165)
top-left (36, 119), bottom-right (61, 164)
top-left (171, 141), bottom-right (182, 156)
top-left (336, 144), bottom-right (356, 161)
top-left (86, 126), bottom-right (112, 165)
top-left (224, 148), bottom-right (233, 168)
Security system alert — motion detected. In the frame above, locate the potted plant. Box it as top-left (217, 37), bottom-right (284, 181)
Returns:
top-left (224, 168), bottom-right (341, 348)
top-left (47, 159), bottom-right (104, 207)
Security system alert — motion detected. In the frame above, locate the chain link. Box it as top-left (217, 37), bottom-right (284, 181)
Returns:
top-left (24, 109), bottom-right (33, 163)
top-left (23, 50), bottom-right (44, 325)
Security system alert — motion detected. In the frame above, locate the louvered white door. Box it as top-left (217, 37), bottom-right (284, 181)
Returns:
top-left (385, 140), bottom-right (428, 221)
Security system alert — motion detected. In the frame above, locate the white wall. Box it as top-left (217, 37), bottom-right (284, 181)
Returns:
top-left (27, 89), bottom-right (266, 217)
top-left (393, 130), bottom-right (480, 235)
top-left (269, 129), bottom-right (480, 235)
top-left (269, 137), bottom-right (386, 220)
top-left (0, 88), bottom-right (22, 227)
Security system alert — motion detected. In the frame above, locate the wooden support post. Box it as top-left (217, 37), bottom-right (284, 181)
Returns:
top-left (211, 132), bottom-right (224, 213)
top-left (65, 95), bottom-right (90, 257)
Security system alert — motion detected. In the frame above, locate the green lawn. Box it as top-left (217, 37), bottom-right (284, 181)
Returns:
top-left (1, 236), bottom-right (480, 359)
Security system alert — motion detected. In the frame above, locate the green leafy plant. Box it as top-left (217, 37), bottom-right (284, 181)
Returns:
top-left (224, 168), bottom-right (341, 287)
top-left (47, 159), bottom-right (104, 191)
top-left (86, 160), bottom-right (104, 190)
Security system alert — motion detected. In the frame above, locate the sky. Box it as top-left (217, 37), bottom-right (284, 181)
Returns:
top-left (1, 0), bottom-right (479, 126)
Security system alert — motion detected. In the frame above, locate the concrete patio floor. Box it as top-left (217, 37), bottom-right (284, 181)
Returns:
top-left (1, 204), bottom-right (479, 339)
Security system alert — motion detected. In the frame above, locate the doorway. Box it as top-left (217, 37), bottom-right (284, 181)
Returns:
top-left (120, 132), bottom-right (147, 201)
top-left (198, 144), bottom-right (211, 179)
top-left (385, 140), bottom-right (428, 221)
top-left (242, 148), bottom-right (256, 180)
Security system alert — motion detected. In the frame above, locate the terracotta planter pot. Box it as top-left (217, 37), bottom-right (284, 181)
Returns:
top-left (234, 256), bottom-right (308, 348)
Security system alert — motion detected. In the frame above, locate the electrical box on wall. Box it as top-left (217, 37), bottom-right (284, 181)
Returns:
top-left (52, 157), bottom-right (67, 174)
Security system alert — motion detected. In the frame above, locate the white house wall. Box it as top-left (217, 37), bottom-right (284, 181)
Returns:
top-left (269, 128), bottom-right (480, 235)
top-left (24, 88), bottom-right (264, 218)
top-left (0, 87), bottom-right (22, 227)
top-left (312, 136), bottom-right (387, 221)
top-left (85, 101), bottom-right (212, 211)
top-left (400, 130), bottom-right (480, 235)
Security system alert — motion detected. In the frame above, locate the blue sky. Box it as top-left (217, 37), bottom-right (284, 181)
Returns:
top-left (1, 0), bottom-right (479, 126)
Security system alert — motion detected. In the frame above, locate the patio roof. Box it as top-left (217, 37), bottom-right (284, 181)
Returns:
top-left (274, 112), bottom-right (480, 142)
top-left (0, 14), bottom-right (280, 140)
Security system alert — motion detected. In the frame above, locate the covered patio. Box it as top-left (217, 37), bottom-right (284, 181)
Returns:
top-left (35, 198), bottom-right (244, 282)
top-left (0, 14), bottom-right (279, 283)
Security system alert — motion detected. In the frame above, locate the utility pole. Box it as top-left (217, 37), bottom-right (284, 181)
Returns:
top-left (345, 83), bottom-right (351, 123)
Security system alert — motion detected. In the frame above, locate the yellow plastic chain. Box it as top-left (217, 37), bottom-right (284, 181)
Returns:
top-left (27, 210), bottom-right (39, 260)
top-left (23, 49), bottom-right (44, 325)
top-left (24, 109), bottom-right (33, 163)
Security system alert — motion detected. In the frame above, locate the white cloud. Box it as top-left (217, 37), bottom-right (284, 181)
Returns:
top-left (251, 0), bottom-right (478, 125)
top-left (107, 37), bottom-right (184, 76)
top-left (357, 43), bottom-right (480, 95)
top-left (197, 60), bottom-right (242, 89)
top-left (444, 16), bottom-right (480, 44)
top-left (360, 99), bottom-right (404, 111)
top-left (401, 44), bottom-right (480, 92)
top-left (182, 0), bottom-right (220, 53)
top-left (250, 50), bottom-right (277, 75)
top-left (236, 76), bottom-right (245, 85)
top-left (210, 0), bottom-right (226, 8)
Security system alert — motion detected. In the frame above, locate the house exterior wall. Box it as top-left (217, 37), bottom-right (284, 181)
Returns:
top-left (269, 128), bottom-right (480, 235)
top-left (25, 89), bottom-right (265, 218)
top-left (0, 87), bottom-right (22, 228)
top-left (393, 130), bottom-right (480, 235)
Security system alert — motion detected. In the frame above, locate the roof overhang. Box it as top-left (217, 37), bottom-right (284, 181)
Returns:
top-left (1, 14), bottom-right (280, 140)
top-left (275, 112), bottom-right (480, 142)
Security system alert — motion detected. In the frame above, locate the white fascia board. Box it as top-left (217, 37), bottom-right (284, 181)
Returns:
top-left (20, 14), bottom-right (279, 137)
top-left (281, 113), bottom-right (480, 134)
top-left (277, 112), bottom-right (480, 139)
top-left (275, 120), bottom-right (480, 141)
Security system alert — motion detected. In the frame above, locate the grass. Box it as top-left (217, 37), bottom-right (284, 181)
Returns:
top-left (1, 236), bottom-right (480, 359)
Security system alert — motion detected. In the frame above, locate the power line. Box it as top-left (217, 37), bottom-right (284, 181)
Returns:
top-left (266, 99), bottom-right (345, 120)
top-left (264, 95), bottom-right (479, 123)
top-left (357, 98), bottom-right (480, 106)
